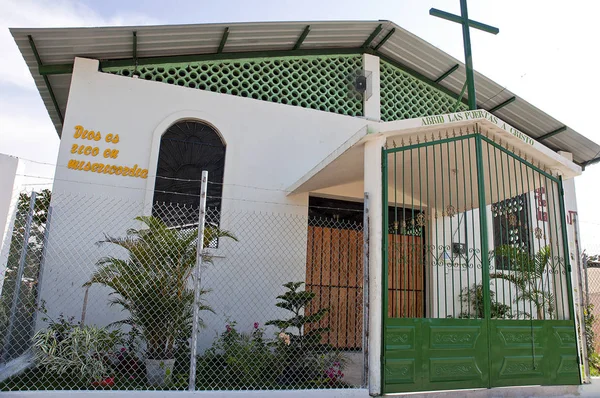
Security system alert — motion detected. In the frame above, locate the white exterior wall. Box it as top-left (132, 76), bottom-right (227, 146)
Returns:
top-left (40, 57), bottom-right (369, 350)
top-left (429, 189), bottom-right (570, 319)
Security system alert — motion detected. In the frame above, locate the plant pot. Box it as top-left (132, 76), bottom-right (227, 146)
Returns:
top-left (91, 376), bottom-right (115, 388)
top-left (145, 358), bottom-right (175, 387)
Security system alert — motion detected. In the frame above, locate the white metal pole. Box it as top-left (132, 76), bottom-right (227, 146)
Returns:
top-left (2, 191), bottom-right (36, 362)
top-left (189, 170), bottom-right (208, 391)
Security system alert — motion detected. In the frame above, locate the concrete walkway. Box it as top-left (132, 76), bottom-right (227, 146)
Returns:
top-left (4, 381), bottom-right (600, 397)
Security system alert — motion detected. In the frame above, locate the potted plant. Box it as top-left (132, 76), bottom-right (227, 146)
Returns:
top-left (85, 216), bottom-right (236, 387)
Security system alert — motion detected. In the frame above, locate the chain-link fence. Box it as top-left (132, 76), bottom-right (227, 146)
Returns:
top-left (0, 188), bottom-right (367, 391)
top-left (583, 242), bottom-right (600, 364)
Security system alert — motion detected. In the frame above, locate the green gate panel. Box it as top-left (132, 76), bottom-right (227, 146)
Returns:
top-left (384, 318), bottom-right (489, 393)
top-left (489, 320), bottom-right (579, 387)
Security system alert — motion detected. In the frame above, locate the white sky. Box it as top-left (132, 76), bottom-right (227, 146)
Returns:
top-left (0, 0), bottom-right (599, 252)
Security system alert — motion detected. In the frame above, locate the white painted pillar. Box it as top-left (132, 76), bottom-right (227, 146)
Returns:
top-left (559, 151), bottom-right (588, 381)
top-left (364, 134), bottom-right (386, 396)
top-left (558, 152), bottom-right (582, 313)
top-left (362, 53), bottom-right (380, 121)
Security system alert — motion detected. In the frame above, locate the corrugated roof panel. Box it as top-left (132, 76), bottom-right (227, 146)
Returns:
top-left (438, 68), bottom-right (467, 94)
top-left (9, 20), bottom-right (600, 167)
top-left (549, 130), bottom-right (599, 164)
top-left (381, 37), bottom-right (450, 81)
top-left (497, 99), bottom-right (561, 137)
top-left (473, 76), bottom-right (506, 105)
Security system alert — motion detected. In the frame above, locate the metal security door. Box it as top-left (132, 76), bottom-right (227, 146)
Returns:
top-left (480, 135), bottom-right (580, 388)
top-left (382, 127), bottom-right (580, 394)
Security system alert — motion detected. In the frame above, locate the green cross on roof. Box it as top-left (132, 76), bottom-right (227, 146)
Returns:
top-left (430, 0), bottom-right (499, 110)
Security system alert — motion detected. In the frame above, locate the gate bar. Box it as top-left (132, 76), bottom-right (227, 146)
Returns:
top-left (480, 135), bottom-right (559, 183)
top-left (384, 133), bottom-right (477, 154)
top-left (474, 130), bottom-right (493, 386)
top-left (380, 146), bottom-right (389, 391)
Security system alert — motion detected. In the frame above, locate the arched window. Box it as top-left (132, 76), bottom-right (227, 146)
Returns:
top-left (152, 120), bottom-right (225, 227)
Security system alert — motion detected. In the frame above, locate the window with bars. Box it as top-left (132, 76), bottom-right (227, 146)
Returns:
top-left (152, 120), bottom-right (225, 239)
top-left (492, 193), bottom-right (531, 270)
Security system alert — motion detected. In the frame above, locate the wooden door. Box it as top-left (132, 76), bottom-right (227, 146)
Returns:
top-left (305, 225), bottom-right (363, 349)
top-left (387, 234), bottom-right (424, 318)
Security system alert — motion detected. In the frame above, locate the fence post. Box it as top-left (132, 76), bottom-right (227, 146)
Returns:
top-left (584, 253), bottom-right (589, 308)
top-left (189, 171), bottom-right (208, 391)
top-left (362, 192), bottom-right (369, 388)
top-left (573, 213), bottom-right (590, 383)
top-left (31, 205), bottom-right (52, 338)
top-left (2, 191), bottom-right (36, 362)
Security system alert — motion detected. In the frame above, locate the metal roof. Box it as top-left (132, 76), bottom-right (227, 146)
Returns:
top-left (10, 20), bottom-right (600, 168)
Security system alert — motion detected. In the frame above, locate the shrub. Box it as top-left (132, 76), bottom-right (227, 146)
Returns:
top-left (267, 281), bottom-right (347, 386)
top-left (84, 216), bottom-right (236, 361)
top-left (32, 314), bottom-right (123, 383)
top-left (197, 321), bottom-right (275, 389)
top-left (584, 304), bottom-right (596, 356)
top-left (458, 283), bottom-right (513, 319)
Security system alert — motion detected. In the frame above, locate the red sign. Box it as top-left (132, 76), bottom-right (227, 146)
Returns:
top-left (535, 188), bottom-right (548, 222)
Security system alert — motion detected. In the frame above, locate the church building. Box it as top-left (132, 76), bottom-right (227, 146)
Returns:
top-left (8, 19), bottom-right (600, 395)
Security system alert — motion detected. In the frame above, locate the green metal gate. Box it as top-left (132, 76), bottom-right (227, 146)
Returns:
top-left (381, 126), bottom-right (580, 393)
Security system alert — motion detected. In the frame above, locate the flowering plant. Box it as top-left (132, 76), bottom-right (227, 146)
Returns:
top-left (278, 332), bottom-right (291, 346)
top-left (266, 282), bottom-right (331, 385)
top-left (325, 361), bottom-right (344, 383)
top-left (197, 320), bottom-right (274, 389)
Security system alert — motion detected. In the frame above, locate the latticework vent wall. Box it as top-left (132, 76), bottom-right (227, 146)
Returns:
top-left (103, 55), bottom-right (364, 117)
top-left (380, 60), bottom-right (468, 121)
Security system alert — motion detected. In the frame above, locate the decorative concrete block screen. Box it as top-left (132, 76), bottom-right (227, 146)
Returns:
top-left (103, 55), bottom-right (364, 117)
top-left (380, 60), bottom-right (468, 121)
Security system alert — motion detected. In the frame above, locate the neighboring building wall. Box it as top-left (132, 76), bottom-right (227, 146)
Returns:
top-left (0, 154), bottom-right (22, 297)
top-left (0, 154), bottom-right (19, 251)
top-left (40, 57), bottom-right (369, 350)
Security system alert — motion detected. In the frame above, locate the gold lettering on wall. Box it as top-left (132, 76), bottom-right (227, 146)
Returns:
top-left (67, 160), bottom-right (147, 179)
top-left (67, 125), bottom-right (148, 179)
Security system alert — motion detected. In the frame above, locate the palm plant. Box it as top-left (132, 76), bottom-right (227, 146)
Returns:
top-left (490, 245), bottom-right (554, 319)
top-left (84, 216), bottom-right (236, 360)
